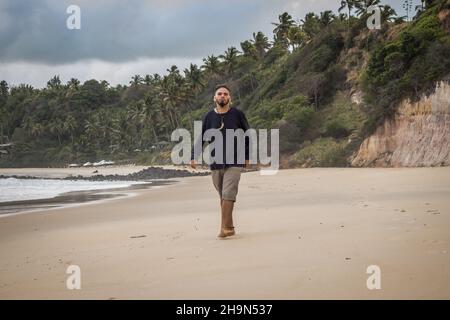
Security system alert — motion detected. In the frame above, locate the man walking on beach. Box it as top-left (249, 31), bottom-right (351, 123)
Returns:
top-left (190, 84), bottom-right (250, 239)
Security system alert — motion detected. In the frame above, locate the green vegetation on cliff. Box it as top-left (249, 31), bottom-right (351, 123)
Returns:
top-left (1, 0), bottom-right (449, 167)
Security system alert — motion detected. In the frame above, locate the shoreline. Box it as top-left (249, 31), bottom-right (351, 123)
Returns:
top-left (0, 179), bottom-right (176, 217)
top-left (0, 165), bottom-right (210, 215)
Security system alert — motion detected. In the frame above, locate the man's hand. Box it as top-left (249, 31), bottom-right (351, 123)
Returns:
top-left (190, 159), bottom-right (197, 169)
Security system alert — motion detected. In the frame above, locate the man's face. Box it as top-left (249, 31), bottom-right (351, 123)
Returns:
top-left (214, 88), bottom-right (231, 107)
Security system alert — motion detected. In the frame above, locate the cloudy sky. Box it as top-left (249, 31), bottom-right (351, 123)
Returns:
top-left (0, 0), bottom-right (420, 88)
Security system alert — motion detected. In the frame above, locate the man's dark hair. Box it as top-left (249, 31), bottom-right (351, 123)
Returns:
top-left (214, 84), bottom-right (231, 94)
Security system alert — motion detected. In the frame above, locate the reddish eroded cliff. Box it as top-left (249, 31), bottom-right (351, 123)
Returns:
top-left (351, 81), bottom-right (450, 167)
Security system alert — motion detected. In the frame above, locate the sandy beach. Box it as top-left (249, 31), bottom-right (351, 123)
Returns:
top-left (0, 167), bottom-right (449, 299)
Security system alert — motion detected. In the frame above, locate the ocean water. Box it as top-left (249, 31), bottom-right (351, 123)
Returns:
top-left (0, 177), bottom-right (148, 203)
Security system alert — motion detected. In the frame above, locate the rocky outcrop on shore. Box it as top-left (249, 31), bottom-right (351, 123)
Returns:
top-left (0, 166), bottom-right (210, 181)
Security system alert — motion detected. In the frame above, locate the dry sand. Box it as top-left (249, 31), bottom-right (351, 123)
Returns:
top-left (0, 167), bottom-right (449, 299)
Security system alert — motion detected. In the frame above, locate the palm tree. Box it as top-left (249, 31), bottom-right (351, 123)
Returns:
top-left (130, 74), bottom-right (143, 86)
top-left (202, 55), bottom-right (221, 77)
top-left (48, 119), bottom-right (64, 145)
top-left (219, 47), bottom-right (241, 75)
top-left (287, 26), bottom-right (308, 50)
top-left (64, 115), bottom-right (77, 146)
top-left (320, 10), bottom-right (336, 26)
top-left (126, 100), bottom-right (146, 148)
top-left (381, 5), bottom-right (398, 22)
top-left (84, 117), bottom-right (101, 145)
top-left (339, 0), bottom-right (358, 17)
top-left (156, 66), bottom-right (184, 131)
top-left (240, 40), bottom-right (257, 58)
top-left (166, 65), bottom-right (181, 78)
top-left (272, 12), bottom-right (295, 49)
top-left (158, 75), bottom-right (182, 128)
top-left (142, 94), bottom-right (160, 144)
top-left (143, 74), bottom-right (153, 86)
top-left (183, 63), bottom-right (204, 93)
top-left (67, 78), bottom-right (80, 90)
top-left (152, 73), bottom-right (162, 83)
top-left (301, 13), bottom-right (320, 39)
top-left (339, 0), bottom-right (359, 29)
top-left (47, 75), bottom-right (62, 90)
top-left (112, 111), bottom-right (132, 150)
top-left (251, 31), bottom-right (271, 59)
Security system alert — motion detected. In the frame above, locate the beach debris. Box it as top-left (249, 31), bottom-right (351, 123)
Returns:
top-left (345, 257), bottom-right (351, 261)
top-left (68, 163), bottom-right (80, 168)
top-left (130, 235), bottom-right (146, 239)
top-left (80, 159), bottom-right (116, 167)
top-left (93, 160), bottom-right (115, 167)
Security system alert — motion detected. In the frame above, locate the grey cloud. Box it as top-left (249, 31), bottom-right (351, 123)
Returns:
top-left (0, 0), bottom-right (420, 88)
top-left (0, 0), bottom-right (293, 64)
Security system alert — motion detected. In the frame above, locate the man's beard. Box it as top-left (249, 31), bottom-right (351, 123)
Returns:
top-left (217, 99), bottom-right (228, 107)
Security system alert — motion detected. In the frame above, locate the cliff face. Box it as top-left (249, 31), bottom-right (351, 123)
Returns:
top-left (351, 81), bottom-right (450, 167)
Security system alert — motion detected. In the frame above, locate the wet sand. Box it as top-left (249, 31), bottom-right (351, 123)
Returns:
top-left (0, 180), bottom-right (174, 216)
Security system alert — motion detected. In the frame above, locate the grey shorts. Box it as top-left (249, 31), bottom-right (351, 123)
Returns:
top-left (211, 166), bottom-right (243, 202)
